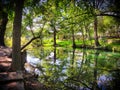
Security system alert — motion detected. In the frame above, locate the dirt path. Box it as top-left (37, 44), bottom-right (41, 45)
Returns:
top-left (0, 46), bottom-right (12, 72)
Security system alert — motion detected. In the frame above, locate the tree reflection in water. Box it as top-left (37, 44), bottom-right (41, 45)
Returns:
top-left (26, 47), bottom-right (120, 90)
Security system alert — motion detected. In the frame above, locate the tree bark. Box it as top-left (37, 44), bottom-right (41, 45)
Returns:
top-left (53, 26), bottom-right (57, 46)
top-left (93, 0), bottom-right (100, 47)
top-left (0, 11), bottom-right (8, 46)
top-left (72, 27), bottom-right (76, 47)
top-left (11, 0), bottom-right (25, 90)
top-left (94, 16), bottom-right (100, 47)
top-left (11, 0), bottom-right (24, 71)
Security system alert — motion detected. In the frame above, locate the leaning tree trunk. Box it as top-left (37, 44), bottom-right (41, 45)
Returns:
top-left (0, 11), bottom-right (8, 46)
top-left (11, 0), bottom-right (24, 71)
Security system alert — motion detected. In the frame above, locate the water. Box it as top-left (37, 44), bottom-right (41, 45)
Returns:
top-left (26, 47), bottom-right (120, 90)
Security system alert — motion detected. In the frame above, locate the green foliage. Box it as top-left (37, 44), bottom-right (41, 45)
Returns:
top-left (57, 40), bottom-right (72, 47)
top-left (27, 47), bottom-right (120, 89)
top-left (2, 0), bottom-right (120, 51)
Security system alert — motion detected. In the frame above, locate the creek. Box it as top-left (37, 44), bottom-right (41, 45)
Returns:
top-left (25, 47), bottom-right (120, 90)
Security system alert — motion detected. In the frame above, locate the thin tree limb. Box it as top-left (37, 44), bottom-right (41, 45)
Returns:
top-left (21, 36), bottom-right (40, 50)
top-left (21, 21), bottom-right (47, 50)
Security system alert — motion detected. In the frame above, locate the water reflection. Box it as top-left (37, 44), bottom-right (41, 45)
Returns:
top-left (26, 47), bottom-right (120, 90)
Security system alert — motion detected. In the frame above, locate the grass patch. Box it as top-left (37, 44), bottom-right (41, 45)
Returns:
top-left (57, 40), bottom-right (72, 47)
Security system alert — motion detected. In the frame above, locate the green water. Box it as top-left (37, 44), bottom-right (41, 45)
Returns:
top-left (27, 47), bottom-right (120, 90)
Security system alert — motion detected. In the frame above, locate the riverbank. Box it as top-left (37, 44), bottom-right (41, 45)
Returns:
top-left (0, 46), bottom-right (46, 90)
top-left (56, 39), bottom-right (120, 52)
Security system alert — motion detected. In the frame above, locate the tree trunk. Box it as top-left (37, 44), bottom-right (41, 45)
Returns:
top-left (72, 28), bottom-right (76, 47)
top-left (53, 26), bottom-right (57, 46)
top-left (11, 0), bottom-right (25, 90)
top-left (11, 0), bottom-right (24, 71)
top-left (82, 28), bottom-right (85, 46)
top-left (0, 11), bottom-right (8, 46)
top-left (54, 46), bottom-right (56, 63)
top-left (94, 16), bottom-right (100, 47)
